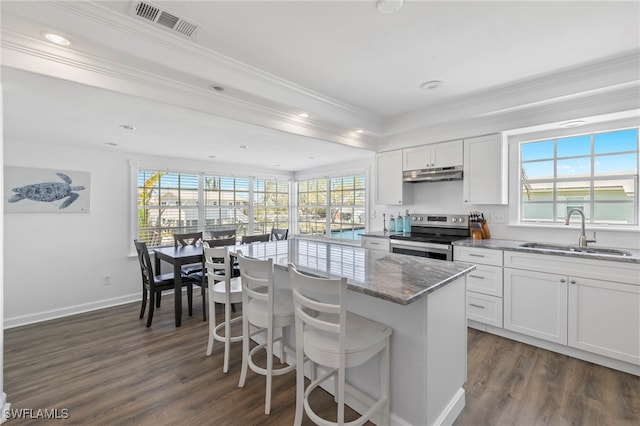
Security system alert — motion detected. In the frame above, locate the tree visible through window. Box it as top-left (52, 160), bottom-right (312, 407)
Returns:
top-left (520, 128), bottom-right (638, 225)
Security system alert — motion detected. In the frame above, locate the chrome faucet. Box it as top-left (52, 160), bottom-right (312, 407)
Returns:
top-left (564, 208), bottom-right (596, 248)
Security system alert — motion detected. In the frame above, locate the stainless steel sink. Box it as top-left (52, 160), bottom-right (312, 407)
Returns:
top-left (518, 242), bottom-right (632, 257)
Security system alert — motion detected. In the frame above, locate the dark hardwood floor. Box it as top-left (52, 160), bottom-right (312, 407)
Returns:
top-left (4, 292), bottom-right (639, 425)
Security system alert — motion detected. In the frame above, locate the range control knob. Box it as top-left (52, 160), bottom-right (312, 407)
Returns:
top-left (418, 216), bottom-right (424, 221)
top-left (412, 216), bottom-right (418, 221)
top-left (457, 217), bottom-right (465, 223)
top-left (451, 217), bottom-right (458, 223)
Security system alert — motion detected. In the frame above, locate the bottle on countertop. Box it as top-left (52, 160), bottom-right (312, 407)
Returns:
top-left (388, 215), bottom-right (395, 233)
top-left (403, 209), bottom-right (411, 233)
top-left (397, 213), bottom-right (403, 232)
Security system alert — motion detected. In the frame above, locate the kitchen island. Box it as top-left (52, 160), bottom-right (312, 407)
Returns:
top-left (229, 238), bottom-right (475, 426)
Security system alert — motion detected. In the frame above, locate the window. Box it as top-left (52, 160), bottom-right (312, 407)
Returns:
top-left (137, 170), bottom-right (199, 247)
top-left (253, 178), bottom-right (290, 234)
top-left (137, 168), bottom-right (289, 246)
top-left (519, 128), bottom-right (638, 225)
top-left (297, 174), bottom-right (366, 240)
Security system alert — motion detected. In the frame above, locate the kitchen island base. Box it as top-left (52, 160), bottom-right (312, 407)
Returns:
top-left (275, 269), bottom-right (467, 426)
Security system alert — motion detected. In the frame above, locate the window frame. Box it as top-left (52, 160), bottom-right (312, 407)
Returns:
top-left (296, 172), bottom-right (367, 241)
top-left (131, 161), bottom-right (291, 248)
top-left (508, 117), bottom-right (639, 229)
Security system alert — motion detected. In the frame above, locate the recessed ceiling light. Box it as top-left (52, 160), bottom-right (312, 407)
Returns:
top-left (298, 112), bottom-right (309, 118)
top-left (119, 124), bottom-right (136, 131)
top-left (43, 32), bottom-right (70, 46)
top-left (308, 156), bottom-right (315, 160)
top-left (105, 142), bottom-right (118, 146)
top-left (356, 129), bottom-right (364, 134)
top-left (376, 0), bottom-right (404, 14)
top-left (209, 85), bottom-right (224, 92)
top-left (274, 164), bottom-right (281, 167)
top-left (208, 155), bottom-right (216, 159)
top-left (239, 145), bottom-right (248, 149)
top-left (420, 80), bottom-right (442, 90)
top-left (559, 120), bottom-right (586, 128)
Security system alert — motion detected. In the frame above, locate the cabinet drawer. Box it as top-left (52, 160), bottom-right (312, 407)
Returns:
top-left (467, 292), bottom-right (503, 328)
top-left (466, 264), bottom-right (503, 297)
top-left (454, 247), bottom-right (503, 266)
top-left (362, 237), bottom-right (390, 251)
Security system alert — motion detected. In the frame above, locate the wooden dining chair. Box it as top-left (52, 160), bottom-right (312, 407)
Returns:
top-left (209, 228), bottom-right (237, 240)
top-left (240, 233), bottom-right (270, 244)
top-left (134, 240), bottom-right (194, 327)
top-left (204, 236), bottom-right (237, 248)
top-left (270, 228), bottom-right (289, 241)
top-left (173, 231), bottom-right (204, 275)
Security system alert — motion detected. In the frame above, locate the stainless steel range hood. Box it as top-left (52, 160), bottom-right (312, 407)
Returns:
top-left (403, 165), bottom-right (463, 182)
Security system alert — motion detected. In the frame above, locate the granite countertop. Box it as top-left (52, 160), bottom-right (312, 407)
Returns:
top-left (453, 238), bottom-right (640, 264)
top-left (228, 238), bottom-right (475, 305)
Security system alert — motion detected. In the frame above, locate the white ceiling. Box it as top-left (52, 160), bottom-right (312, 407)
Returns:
top-left (2, 1), bottom-right (639, 171)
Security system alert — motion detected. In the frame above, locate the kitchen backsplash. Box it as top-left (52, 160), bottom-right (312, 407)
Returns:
top-left (373, 180), bottom-right (640, 250)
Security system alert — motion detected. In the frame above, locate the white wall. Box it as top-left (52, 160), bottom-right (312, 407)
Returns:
top-left (3, 140), bottom-right (295, 328)
top-left (4, 141), bottom-right (140, 327)
top-left (371, 180), bottom-right (640, 250)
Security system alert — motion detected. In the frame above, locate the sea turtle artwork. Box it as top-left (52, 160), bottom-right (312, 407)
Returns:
top-left (8, 172), bottom-right (86, 209)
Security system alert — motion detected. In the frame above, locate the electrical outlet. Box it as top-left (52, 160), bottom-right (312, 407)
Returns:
top-left (493, 214), bottom-right (506, 224)
top-left (103, 274), bottom-right (111, 286)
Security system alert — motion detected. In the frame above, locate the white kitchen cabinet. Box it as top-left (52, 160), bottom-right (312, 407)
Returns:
top-left (375, 150), bottom-right (410, 205)
top-left (463, 134), bottom-right (507, 205)
top-left (504, 268), bottom-right (568, 345)
top-left (569, 277), bottom-right (640, 365)
top-left (361, 236), bottom-right (390, 251)
top-left (454, 246), bottom-right (504, 327)
top-left (402, 140), bottom-right (463, 171)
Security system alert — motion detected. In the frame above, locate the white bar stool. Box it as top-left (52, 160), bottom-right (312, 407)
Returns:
top-left (288, 263), bottom-right (392, 426)
top-left (203, 246), bottom-right (243, 373)
top-left (236, 252), bottom-right (296, 415)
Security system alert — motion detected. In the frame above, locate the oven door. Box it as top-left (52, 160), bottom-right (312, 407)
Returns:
top-left (389, 239), bottom-right (453, 261)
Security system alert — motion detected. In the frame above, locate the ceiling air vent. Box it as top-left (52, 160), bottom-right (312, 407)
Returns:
top-left (130, 1), bottom-right (200, 39)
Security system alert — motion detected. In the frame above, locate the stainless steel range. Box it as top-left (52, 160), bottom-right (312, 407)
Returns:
top-left (389, 213), bottom-right (470, 261)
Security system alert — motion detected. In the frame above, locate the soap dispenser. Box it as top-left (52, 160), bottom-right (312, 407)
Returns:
top-left (403, 210), bottom-right (411, 233)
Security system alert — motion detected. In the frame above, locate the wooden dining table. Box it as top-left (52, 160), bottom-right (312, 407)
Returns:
top-left (154, 245), bottom-right (205, 327)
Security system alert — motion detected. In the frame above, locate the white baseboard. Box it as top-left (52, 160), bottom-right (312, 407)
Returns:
top-left (432, 387), bottom-right (465, 426)
top-left (4, 293), bottom-right (140, 329)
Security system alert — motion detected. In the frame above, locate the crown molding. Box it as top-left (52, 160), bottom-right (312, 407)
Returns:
top-left (16, 0), bottom-right (382, 133)
top-left (1, 28), bottom-right (378, 151)
top-left (383, 50), bottom-right (640, 136)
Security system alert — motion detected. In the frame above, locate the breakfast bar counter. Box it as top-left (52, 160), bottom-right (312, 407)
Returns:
top-left (229, 239), bottom-right (475, 425)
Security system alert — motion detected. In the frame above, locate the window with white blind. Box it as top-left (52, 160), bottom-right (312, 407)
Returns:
top-left (253, 178), bottom-right (290, 234)
top-left (519, 127), bottom-right (638, 225)
top-left (297, 174), bottom-right (366, 240)
top-left (136, 168), bottom-right (289, 246)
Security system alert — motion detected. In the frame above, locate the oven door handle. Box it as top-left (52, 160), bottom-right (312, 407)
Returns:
top-left (389, 239), bottom-right (450, 251)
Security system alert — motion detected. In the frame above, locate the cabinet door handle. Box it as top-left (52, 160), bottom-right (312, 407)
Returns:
top-left (570, 280), bottom-right (577, 284)
top-left (468, 275), bottom-right (485, 279)
top-left (369, 242), bottom-right (380, 245)
top-left (560, 279), bottom-right (566, 283)
top-left (469, 303), bottom-right (486, 309)
top-left (468, 254), bottom-right (485, 258)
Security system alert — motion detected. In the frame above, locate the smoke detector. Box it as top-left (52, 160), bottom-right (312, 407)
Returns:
top-left (130, 1), bottom-right (200, 39)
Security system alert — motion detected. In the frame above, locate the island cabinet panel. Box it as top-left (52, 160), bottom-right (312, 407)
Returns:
top-left (569, 277), bottom-right (640, 365)
top-left (504, 268), bottom-right (568, 345)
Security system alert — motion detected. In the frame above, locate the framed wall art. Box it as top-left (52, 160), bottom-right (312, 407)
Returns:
top-left (4, 166), bottom-right (90, 213)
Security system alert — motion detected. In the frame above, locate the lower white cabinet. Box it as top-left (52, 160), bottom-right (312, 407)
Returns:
top-left (504, 268), bottom-right (568, 345)
top-left (569, 277), bottom-right (640, 365)
top-left (454, 246), bottom-right (504, 327)
top-left (361, 236), bottom-right (390, 252)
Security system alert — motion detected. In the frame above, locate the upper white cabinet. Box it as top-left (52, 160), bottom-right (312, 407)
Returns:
top-left (402, 140), bottom-right (463, 171)
top-left (463, 134), bottom-right (508, 205)
top-left (375, 150), bottom-right (410, 205)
